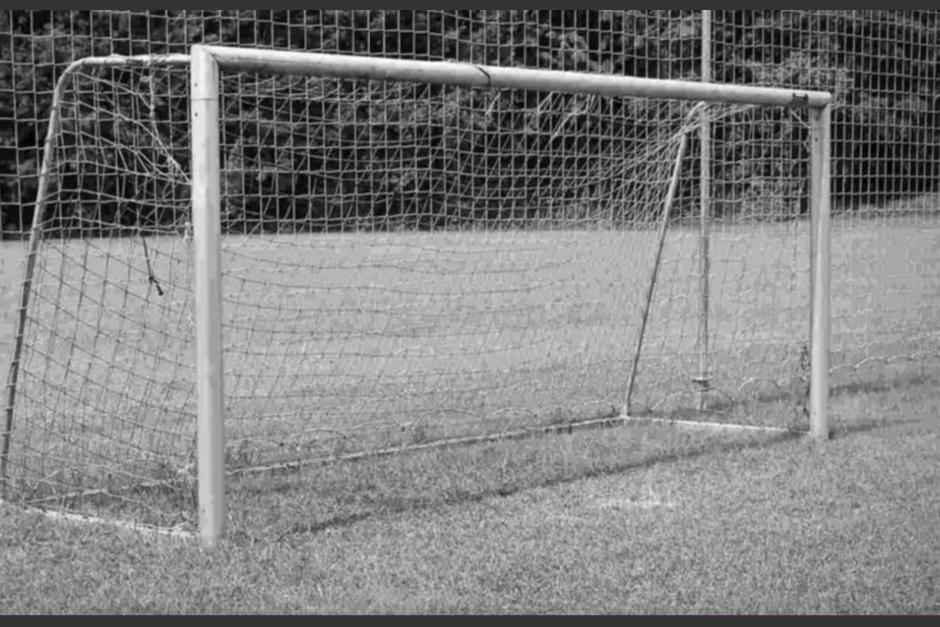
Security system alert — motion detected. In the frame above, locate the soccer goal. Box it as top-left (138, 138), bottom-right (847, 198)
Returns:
top-left (1, 44), bottom-right (831, 544)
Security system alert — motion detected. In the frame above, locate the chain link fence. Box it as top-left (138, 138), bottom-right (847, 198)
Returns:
top-left (2, 9), bottom-right (938, 405)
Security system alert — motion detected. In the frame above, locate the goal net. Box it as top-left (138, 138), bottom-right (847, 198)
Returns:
top-left (1, 46), bottom-right (831, 539)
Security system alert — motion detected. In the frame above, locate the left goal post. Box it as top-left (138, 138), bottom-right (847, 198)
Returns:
top-left (190, 45), bottom-right (227, 546)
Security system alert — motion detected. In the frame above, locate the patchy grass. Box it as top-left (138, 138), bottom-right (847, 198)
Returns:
top-left (1, 372), bottom-right (937, 614)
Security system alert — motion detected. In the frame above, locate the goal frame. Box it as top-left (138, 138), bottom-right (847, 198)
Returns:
top-left (190, 44), bottom-right (831, 545)
top-left (1, 45), bottom-right (831, 545)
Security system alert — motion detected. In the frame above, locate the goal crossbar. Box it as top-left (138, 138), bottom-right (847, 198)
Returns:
top-left (198, 44), bottom-right (832, 109)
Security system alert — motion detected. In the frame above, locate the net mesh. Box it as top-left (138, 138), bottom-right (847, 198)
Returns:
top-left (2, 10), bottom-right (939, 531)
top-left (1, 59), bottom-right (815, 526)
top-left (4, 64), bottom-right (196, 519)
top-left (709, 10), bottom-right (940, 391)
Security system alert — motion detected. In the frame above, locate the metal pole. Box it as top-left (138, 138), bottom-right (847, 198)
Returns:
top-left (695, 10), bottom-right (712, 410)
top-left (200, 45), bottom-right (831, 109)
top-left (625, 131), bottom-right (691, 414)
top-left (190, 44), bottom-right (226, 545)
top-left (1, 65), bottom-right (67, 494)
top-left (808, 104), bottom-right (831, 440)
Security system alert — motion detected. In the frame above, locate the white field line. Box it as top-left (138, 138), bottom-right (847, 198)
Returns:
top-left (230, 410), bottom-right (801, 478)
top-left (0, 497), bottom-right (196, 541)
top-left (620, 413), bottom-right (802, 435)
top-left (2, 413), bottom-right (799, 541)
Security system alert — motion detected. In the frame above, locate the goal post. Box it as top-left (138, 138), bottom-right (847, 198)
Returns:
top-left (190, 46), bottom-right (226, 545)
top-left (189, 44), bottom-right (831, 544)
top-left (809, 104), bottom-right (831, 441)
top-left (1, 44), bottom-right (832, 546)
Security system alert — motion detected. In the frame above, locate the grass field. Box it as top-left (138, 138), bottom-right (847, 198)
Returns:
top-left (0, 373), bottom-right (936, 613)
top-left (1, 216), bottom-right (939, 613)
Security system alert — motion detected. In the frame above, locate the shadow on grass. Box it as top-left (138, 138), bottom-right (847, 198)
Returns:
top-left (234, 366), bottom-right (940, 545)
top-left (31, 359), bottom-right (930, 545)
top-left (827, 417), bottom-right (900, 439)
top-left (638, 364), bottom-right (937, 428)
top-left (237, 422), bottom-right (801, 545)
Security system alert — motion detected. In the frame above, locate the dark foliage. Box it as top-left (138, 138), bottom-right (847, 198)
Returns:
top-left (1, 10), bottom-right (938, 235)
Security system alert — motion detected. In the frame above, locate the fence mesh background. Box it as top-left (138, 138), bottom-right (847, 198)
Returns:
top-left (707, 10), bottom-right (940, 391)
top-left (2, 12), bottom-right (938, 514)
top-left (4, 10), bottom-right (938, 223)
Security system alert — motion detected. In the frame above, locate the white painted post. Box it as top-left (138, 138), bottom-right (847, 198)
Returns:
top-left (809, 104), bottom-right (831, 440)
top-left (696, 10), bottom-right (712, 410)
top-left (190, 45), bottom-right (226, 544)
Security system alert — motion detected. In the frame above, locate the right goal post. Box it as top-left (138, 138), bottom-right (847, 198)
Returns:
top-left (808, 103), bottom-right (832, 441)
top-left (1, 43), bottom-right (832, 546)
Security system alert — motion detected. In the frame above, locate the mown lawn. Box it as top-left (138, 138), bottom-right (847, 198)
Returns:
top-left (2, 222), bottom-right (940, 614)
top-left (1, 371), bottom-right (937, 614)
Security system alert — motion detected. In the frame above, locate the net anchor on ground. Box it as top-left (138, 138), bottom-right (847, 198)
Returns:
top-left (691, 375), bottom-right (712, 411)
